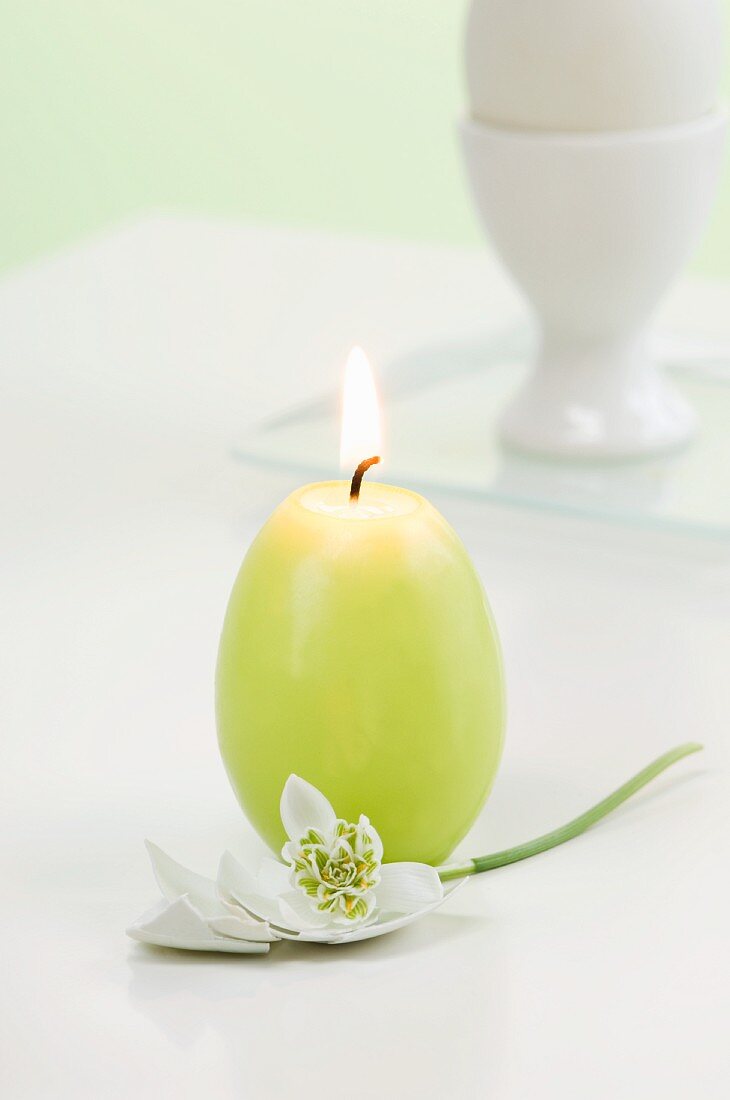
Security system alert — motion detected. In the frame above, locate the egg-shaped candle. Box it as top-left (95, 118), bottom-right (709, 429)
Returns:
top-left (216, 350), bottom-right (505, 865)
top-left (466, 0), bottom-right (724, 132)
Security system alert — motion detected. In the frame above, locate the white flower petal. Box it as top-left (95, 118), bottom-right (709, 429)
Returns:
top-left (329, 875), bottom-right (468, 946)
top-left (145, 840), bottom-right (227, 919)
top-left (375, 862), bottom-right (444, 915)
top-left (217, 850), bottom-right (285, 925)
top-left (360, 815), bottom-right (384, 863)
top-left (126, 895), bottom-right (269, 954)
top-left (276, 878), bottom-right (465, 945)
top-left (216, 849), bottom-right (256, 900)
top-left (281, 840), bottom-right (299, 864)
top-left (208, 915), bottom-right (278, 943)
top-left (277, 890), bottom-right (333, 931)
top-left (280, 774), bottom-right (337, 842)
top-left (256, 857), bottom-right (291, 897)
top-left (273, 895), bottom-right (380, 942)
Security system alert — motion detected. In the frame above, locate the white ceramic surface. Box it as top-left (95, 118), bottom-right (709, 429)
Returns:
top-left (1, 220), bottom-right (729, 1100)
top-left (466, 0), bottom-right (724, 132)
top-left (461, 113), bottom-right (728, 458)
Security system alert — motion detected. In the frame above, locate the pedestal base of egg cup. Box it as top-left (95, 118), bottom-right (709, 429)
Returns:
top-left (460, 111), bottom-right (727, 460)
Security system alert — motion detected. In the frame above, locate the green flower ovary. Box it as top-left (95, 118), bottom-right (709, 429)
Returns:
top-left (293, 818), bottom-right (381, 922)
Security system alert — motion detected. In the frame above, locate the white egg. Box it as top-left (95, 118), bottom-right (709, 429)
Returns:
top-left (466, 0), bottom-right (724, 131)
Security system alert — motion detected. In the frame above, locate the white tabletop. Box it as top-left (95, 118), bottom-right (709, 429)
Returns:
top-left (1, 217), bottom-right (728, 1099)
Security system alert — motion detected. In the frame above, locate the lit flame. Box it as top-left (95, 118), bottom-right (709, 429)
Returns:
top-left (339, 346), bottom-right (383, 472)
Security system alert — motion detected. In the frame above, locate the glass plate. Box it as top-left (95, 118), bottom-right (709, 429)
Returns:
top-left (234, 326), bottom-right (730, 538)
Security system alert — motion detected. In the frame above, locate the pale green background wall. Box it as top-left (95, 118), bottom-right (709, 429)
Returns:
top-left (1, 2), bottom-right (728, 276)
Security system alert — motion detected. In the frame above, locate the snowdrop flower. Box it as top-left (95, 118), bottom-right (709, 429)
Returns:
top-left (127, 744), bottom-right (699, 953)
top-left (284, 811), bottom-right (382, 925)
top-left (220, 775), bottom-right (463, 944)
top-left (127, 774), bottom-right (463, 951)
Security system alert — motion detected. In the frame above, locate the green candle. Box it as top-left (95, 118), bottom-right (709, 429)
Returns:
top-left (216, 350), bottom-right (505, 865)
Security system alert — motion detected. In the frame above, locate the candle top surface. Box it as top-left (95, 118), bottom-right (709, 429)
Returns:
top-left (298, 481), bottom-right (421, 520)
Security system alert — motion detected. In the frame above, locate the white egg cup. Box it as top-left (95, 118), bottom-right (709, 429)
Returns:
top-left (460, 111), bottom-right (727, 459)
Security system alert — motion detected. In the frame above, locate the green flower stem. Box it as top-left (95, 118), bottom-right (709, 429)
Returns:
top-left (437, 742), bottom-right (703, 882)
